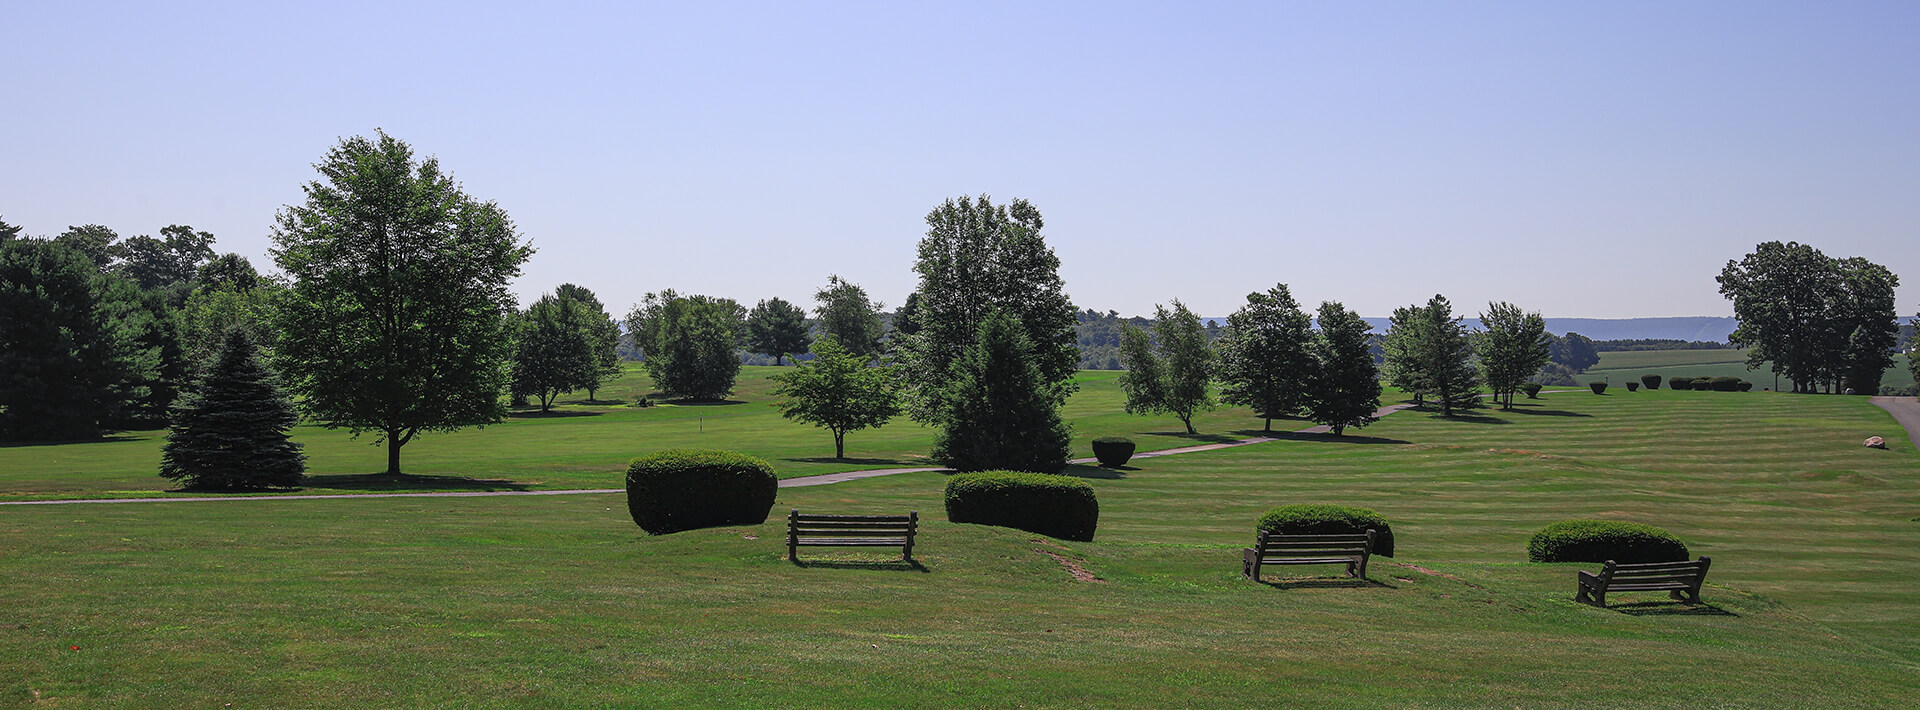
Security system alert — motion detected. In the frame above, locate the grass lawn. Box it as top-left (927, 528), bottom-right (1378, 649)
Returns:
top-left (1582, 350), bottom-right (1914, 392)
top-left (0, 365), bottom-right (1312, 501)
top-left (3, 388), bottom-right (1917, 707)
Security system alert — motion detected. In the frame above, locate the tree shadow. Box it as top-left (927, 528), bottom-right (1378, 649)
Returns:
top-left (508, 409), bottom-right (604, 419)
top-left (298, 473), bottom-right (534, 492)
top-left (1060, 463), bottom-right (1131, 480)
top-left (1140, 431), bottom-right (1242, 444)
top-left (1254, 576), bottom-right (1397, 590)
top-left (1506, 407), bottom-right (1594, 418)
top-left (1435, 412), bottom-right (1511, 425)
top-left (789, 557), bottom-right (929, 572)
top-left (782, 456), bottom-right (918, 467)
top-left (1608, 601), bottom-right (1739, 617)
top-left (0, 434), bottom-right (144, 448)
top-left (670, 399), bottom-right (747, 407)
top-left (1244, 430), bottom-right (1411, 445)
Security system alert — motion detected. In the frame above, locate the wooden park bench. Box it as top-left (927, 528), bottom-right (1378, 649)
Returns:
top-left (1576, 557), bottom-right (1712, 607)
top-left (1241, 530), bottom-right (1376, 581)
top-left (786, 510), bottom-right (917, 562)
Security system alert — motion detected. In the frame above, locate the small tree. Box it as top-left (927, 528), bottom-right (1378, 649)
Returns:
top-left (512, 293), bottom-right (597, 411)
top-left (1215, 284), bottom-right (1314, 432)
top-left (1118, 300), bottom-right (1214, 434)
top-left (746, 296), bottom-right (811, 365)
top-left (1476, 302), bottom-right (1550, 409)
top-left (627, 290), bottom-right (745, 400)
top-left (1385, 295), bottom-right (1480, 416)
top-left (930, 311), bottom-right (1072, 473)
top-left (1306, 301), bottom-right (1382, 435)
top-left (554, 283), bottom-right (624, 401)
top-left (771, 335), bottom-right (901, 459)
top-left (160, 329), bottom-right (305, 489)
top-left (814, 275), bottom-right (885, 360)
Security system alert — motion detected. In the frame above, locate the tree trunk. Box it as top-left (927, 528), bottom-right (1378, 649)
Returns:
top-left (587, 385), bottom-right (598, 402)
top-left (776, 354), bottom-right (785, 366)
top-left (1181, 415), bottom-right (1196, 435)
top-left (1264, 417), bottom-right (1271, 432)
top-left (386, 433), bottom-right (403, 476)
top-left (834, 430), bottom-right (845, 459)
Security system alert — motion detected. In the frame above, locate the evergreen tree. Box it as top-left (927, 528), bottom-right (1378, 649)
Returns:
top-left (930, 311), bottom-right (1072, 473)
top-left (0, 215), bottom-right (22, 242)
top-left (813, 275), bottom-right (885, 359)
top-left (747, 296), bottom-right (811, 365)
top-left (771, 335), bottom-right (902, 459)
top-left (1216, 284), bottom-right (1315, 432)
top-left (0, 239), bottom-right (140, 440)
top-left (1413, 295), bottom-right (1480, 416)
top-left (512, 293), bottom-right (598, 411)
top-left (1380, 304), bottom-right (1429, 406)
top-left (1476, 302), bottom-right (1550, 409)
top-left (626, 290), bottom-right (746, 400)
top-left (1306, 301), bottom-right (1381, 435)
top-left (1117, 300), bottom-right (1215, 434)
top-left (160, 328), bottom-right (305, 489)
top-left (554, 283), bottom-right (624, 400)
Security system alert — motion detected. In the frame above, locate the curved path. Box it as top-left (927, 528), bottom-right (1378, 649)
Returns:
top-left (1869, 396), bottom-right (1920, 450)
top-left (2, 403), bottom-right (1439, 506)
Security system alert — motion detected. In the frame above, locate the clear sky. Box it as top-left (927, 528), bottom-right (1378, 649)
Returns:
top-left (5, 1), bottom-right (1917, 320)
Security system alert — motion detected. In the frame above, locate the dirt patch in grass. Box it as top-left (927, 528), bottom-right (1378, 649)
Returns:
top-left (1030, 538), bottom-right (1104, 583)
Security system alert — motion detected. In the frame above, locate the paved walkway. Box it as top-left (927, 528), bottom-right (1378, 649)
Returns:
top-left (1869, 396), bottom-right (1920, 450)
top-left (0, 401), bottom-right (1437, 506)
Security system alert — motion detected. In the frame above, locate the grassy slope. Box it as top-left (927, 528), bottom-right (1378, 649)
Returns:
top-left (1581, 350), bottom-right (1915, 391)
top-left (3, 389), bottom-right (1917, 707)
top-left (0, 366), bottom-right (1301, 501)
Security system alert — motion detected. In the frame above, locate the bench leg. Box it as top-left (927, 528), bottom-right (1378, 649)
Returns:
top-left (1242, 550), bottom-right (1259, 581)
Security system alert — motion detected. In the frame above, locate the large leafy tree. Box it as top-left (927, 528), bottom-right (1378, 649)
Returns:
top-left (813, 275), bottom-right (885, 359)
top-left (1216, 284), bottom-right (1315, 431)
top-left (1718, 242), bottom-right (1900, 393)
top-left (1384, 295), bottom-right (1479, 416)
top-left (627, 290), bottom-right (746, 400)
top-left (1833, 257), bottom-right (1899, 393)
top-left (900, 195), bottom-right (1078, 423)
top-left (1118, 300), bottom-right (1215, 434)
top-left (1476, 302), bottom-right (1550, 409)
top-left (554, 283), bottom-right (624, 400)
top-left (771, 335), bottom-right (902, 459)
top-left (118, 224), bottom-right (216, 293)
top-left (746, 296), bottom-right (811, 366)
top-left (1306, 301), bottom-right (1382, 435)
top-left (0, 239), bottom-right (145, 440)
top-left (54, 224), bottom-right (120, 270)
top-left (271, 131), bottom-right (532, 476)
top-left (160, 328), bottom-right (305, 489)
top-left (512, 293), bottom-right (598, 411)
top-left (1547, 332), bottom-right (1600, 373)
top-left (930, 310), bottom-right (1072, 473)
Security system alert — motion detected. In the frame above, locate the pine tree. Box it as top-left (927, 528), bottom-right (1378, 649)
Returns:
top-left (160, 328), bottom-right (305, 489)
top-left (1216, 284), bottom-right (1314, 432)
top-left (930, 311), bottom-right (1072, 473)
top-left (1307, 301), bottom-right (1382, 435)
top-left (747, 297), bottom-right (811, 365)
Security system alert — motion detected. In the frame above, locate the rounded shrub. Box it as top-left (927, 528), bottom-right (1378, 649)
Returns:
top-left (1738, 380), bottom-right (1754, 392)
top-left (945, 471), bottom-right (1098, 541)
top-left (1527, 519), bottom-right (1689, 563)
top-left (1588, 381), bottom-right (1607, 394)
top-left (1091, 437), bottom-right (1136, 467)
top-left (1641, 374), bottom-right (1662, 390)
top-left (1522, 382), bottom-right (1543, 398)
top-left (1710, 376), bottom-right (1742, 392)
top-left (1688, 377), bottom-right (1715, 391)
top-left (1669, 377), bottom-right (1692, 390)
top-left (625, 449), bottom-right (778, 535)
top-left (1256, 504), bottom-right (1395, 557)
top-left (1625, 381), bottom-right (1639, 392)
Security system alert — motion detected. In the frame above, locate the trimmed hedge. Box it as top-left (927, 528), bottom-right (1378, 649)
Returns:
top-left (1091, 437), bottom-right (1136, 468)
top-left (945, 471), bottom-right (1098, 541)
top-left (1588, 381), bottom-right (1607, 394)
top-left (1641, 374), bottom-right (1662, 390)
top-left (1256, 504), bottom-right (1395, 557)
top-left (1738, 380), bottom-right (1754, 391)
top-left (1669, 377), bottom-right (1692, 390)
top-left (1522, 382), bottom-right (1543, 398)
top-left (1526, 519), bottom-right (1689, 563)
top-left (625, 449), bottom-right (778, 535)
top-left (1710, 376), bottom-right (1743, 392)
top-left (1625, 381), bottom-right (1639, 392)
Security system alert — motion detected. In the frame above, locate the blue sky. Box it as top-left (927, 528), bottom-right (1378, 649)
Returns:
top-left (5, 1), bottom-right (1917, 320)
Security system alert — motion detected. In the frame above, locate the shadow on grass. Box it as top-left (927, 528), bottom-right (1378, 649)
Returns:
top-left (1504, 405), bottom-right (1594, 418)
top-left (1242, 430), bottom-right (1412, 445)
top-left (1610, 601), bottom-right (1739, 617)
top-left (782, 456), bottom-right (918, 467)
top-left (509, 409), bottom-right (604, 418)
top-left (1435, 411), bottom-right (1511, 425)
top-left (1140, 431), bottom-right (1242, 444)
top-left (0, 434), bottom-right (143, 448)
top-left (1255, 576), bottom-right (1398, 590)
top-left (670, 399), bottom-right (748, 407)
top-left (1061, 463), bottom-right (1132, 480)
top-left (790, 558), bottom-right (929, 572)
top-left (298, 473), bottom-right (534, 492)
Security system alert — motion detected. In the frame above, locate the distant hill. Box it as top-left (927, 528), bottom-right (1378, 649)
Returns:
top-left (1199, 316), bottom-right (1740, 343)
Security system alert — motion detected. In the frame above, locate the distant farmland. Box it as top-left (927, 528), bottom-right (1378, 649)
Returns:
top-left (1575, 349), bottom-right (1915, 392)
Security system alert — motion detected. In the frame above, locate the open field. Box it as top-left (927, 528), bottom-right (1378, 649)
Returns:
top-left (1579, 350), bottom-right (1915, 392)
top-left (0, 366), bottom-right (1318, 502)
top-left (4, 389), bottom-right (1917, 707)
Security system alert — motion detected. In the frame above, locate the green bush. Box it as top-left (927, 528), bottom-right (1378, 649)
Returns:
top-left (1641, 374), bottom-right (1662, 390)
top-left (1738, 381), bottom-right (1754, 392)
top-left (1687, 377), bottom-right (1715, 391)
top-left (1527, 519), bottom-right (1689, 563)
top-left (625, 449), bottom-right (778, 535)
top-left (1625, 381), bottom-right (1639, 392)
top-left (945, 471), bottom-right (1098, 541)
top-left (1669, 377), bottom-right (1692, 390)
top-left (1256, 504), bottom-right (1395, 557)
top-left (1091, 437), bottom-right (1135, 467)
top-left (1521, 382), bottom-right (1543, 398)
top-left (1710, 376), bottom-right (1743, 392)
top-left (1588, 381), bottom-right (1607, 394)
